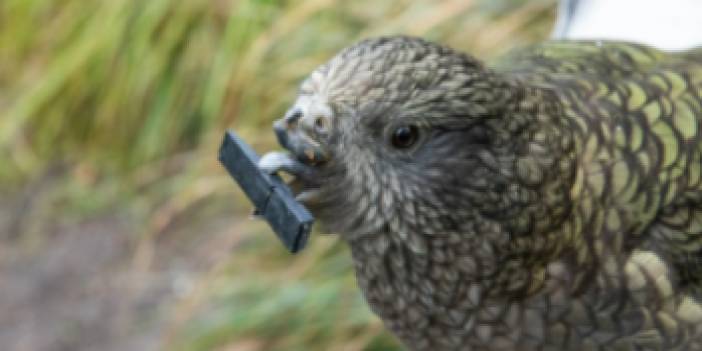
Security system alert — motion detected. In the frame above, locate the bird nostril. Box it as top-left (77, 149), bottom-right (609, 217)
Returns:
top-left (314, 116), bottom-right (329, 134)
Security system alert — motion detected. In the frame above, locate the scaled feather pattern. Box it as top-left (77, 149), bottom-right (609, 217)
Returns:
top-left (261, 36), bottom-right (702, 350)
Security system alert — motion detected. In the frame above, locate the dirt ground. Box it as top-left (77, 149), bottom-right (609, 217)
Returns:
top-left (0, 188), bottom-right (250, 351)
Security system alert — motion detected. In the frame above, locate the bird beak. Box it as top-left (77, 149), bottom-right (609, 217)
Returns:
top-left (272, 117), bottom-right (330, 166)
top-left (258, 110), bottom-right (329, 205)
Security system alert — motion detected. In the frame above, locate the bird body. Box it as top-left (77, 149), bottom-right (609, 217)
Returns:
top-left (260, 37), bottom-right (702, 350)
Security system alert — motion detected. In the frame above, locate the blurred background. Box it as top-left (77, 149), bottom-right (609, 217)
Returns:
top-left (0, 1), bottom-right (555, 350)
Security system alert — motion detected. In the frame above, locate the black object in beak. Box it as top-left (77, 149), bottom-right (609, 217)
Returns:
top-left (218, 131), bottom-right (313, 253)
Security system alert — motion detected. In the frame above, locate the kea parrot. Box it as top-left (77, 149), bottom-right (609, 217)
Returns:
top-left (257, 34), bottom-right (702, 351)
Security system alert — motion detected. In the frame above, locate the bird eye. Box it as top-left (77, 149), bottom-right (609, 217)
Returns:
top-left (390, 125), bottom-right (419, 149)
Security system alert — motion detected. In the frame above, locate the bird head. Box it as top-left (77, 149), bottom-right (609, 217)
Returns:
top-left (261, 36), bottom-right (574, 275)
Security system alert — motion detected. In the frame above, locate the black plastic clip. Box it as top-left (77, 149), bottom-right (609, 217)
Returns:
top-left (218, 131), bottom-right (314, 253)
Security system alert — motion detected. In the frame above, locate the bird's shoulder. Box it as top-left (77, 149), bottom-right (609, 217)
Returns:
top-left (490, 40), bottom-right (702, 80)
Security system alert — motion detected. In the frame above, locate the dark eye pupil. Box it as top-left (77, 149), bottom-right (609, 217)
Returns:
top-left (391, 125), bottom-right (418, 148)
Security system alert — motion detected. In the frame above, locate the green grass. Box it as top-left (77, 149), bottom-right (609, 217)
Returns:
top-left (0, 0), bottom-right (555, 350)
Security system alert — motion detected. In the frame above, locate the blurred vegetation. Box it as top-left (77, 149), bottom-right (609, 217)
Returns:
top-left (0, 0), bottom-right (555, 350)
